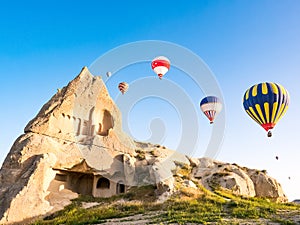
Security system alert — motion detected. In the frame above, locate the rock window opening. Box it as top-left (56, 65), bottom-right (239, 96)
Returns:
top-left (96, 177), bottom-right (110, 189)
top-left (98, 110), bottom-right (114, 136)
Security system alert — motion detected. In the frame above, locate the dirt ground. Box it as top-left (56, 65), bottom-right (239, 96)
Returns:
top-left (98, 210), bottom-right (300, 225)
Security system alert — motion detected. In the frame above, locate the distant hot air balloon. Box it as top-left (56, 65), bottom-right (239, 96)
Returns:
top-left (200, 96), bottom-right (222, 124)
top-left (275, 156), bottom-right (279, 160)
top-left (243, 82), bottom-right (290, 137)
top-left (118, 82), bottom-right (129, 95)
top-left (151, 56), bottom-right (170, 79)
top-left (106, 72), bottom-right (112, 77)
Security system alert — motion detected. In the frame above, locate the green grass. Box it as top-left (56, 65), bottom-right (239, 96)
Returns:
top-left (31, 185), bottom-right (300, 225)
top-left (164, 198), bottom-right (224, 224)
top-left (32, 203), bottom-right (146, 225)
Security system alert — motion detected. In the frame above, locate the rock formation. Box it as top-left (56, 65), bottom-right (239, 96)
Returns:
top-left (190, 157), bottom-right (287, 202)
top-left (0, 67), bottom-right (287, 224)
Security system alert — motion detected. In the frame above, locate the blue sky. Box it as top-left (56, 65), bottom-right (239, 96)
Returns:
top-left (0, 0), bottom-right (300, 200)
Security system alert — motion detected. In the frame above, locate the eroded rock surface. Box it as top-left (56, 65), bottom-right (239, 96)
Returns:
top-left (191, 158), bottom-right (287, 202)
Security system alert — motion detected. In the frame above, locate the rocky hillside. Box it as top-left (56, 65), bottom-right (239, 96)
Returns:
top-left (0, 67), bottom-right (288, 224)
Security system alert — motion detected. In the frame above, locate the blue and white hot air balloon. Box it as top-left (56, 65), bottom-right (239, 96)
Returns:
top-left (200, 96), bottom-right (222, 124)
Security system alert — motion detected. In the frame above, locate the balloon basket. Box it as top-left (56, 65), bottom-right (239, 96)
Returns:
top-left (267, 131), bottom-right (272, 137)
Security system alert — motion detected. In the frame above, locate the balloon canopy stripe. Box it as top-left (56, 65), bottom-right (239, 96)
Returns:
top-left (200, 96), bottom-right (221, 105)
top-left (249, 106), bottom-right (263, 125)
top-left (255, 104), bottom-right (266, 124)
top-left (246, 109), bottom-right (261, 125)
top-left (245, 89), bottom-right (250, 101)
top-left (151, 60), bottom-right (170, 69)
top-left (262, 82), bottom-right (268, 94)
top-left (264, 102), bottom-right (270, 123)
top-left (252, 85), bottom-right (258, 97)
top-left (276, 104), bottom-right (289, 124)
top-left (271, 102), bottom-right (279, 123)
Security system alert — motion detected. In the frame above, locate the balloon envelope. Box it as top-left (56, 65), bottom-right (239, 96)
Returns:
top-left (243, 82), bottom-right (289, 135)
top-left (200, 96), bottom-right (222, 124)
top-left (151, 56), bottom-right (170, 79)
top-left (118, 82), bottom-right (129, 95)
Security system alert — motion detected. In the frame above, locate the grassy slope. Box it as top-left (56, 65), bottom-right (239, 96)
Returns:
top-left (31, 184), bottom-right (300, 225)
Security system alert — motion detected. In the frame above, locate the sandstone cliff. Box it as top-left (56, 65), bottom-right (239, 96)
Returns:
top-left (0, 67), bottom-right (287, 224)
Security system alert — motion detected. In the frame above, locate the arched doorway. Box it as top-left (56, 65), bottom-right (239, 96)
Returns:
top-left (96, 177), bottom-right (110, 189)
top-left (116, 181), bottom-right (125, 194)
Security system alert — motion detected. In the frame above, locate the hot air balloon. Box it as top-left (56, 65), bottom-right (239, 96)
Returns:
top-left (200, 96), bottom-right (222, 124)
top-left (106, 71), bottom-right (112, 77)
top-left (151, 56), bottom-right (170, 79)
top-left (243, 82), bottom-right (290, 137)
top-left (118, 82), bottom-right (129, 95)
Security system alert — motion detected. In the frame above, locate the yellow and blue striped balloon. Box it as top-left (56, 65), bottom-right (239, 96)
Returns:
top-left (243, 82), bottom-right (290, 137)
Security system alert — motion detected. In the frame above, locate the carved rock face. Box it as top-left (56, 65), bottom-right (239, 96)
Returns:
top-left (0, 67), bottom-right (137, 224)
top-left (25, 67), bottom-right (134, 152)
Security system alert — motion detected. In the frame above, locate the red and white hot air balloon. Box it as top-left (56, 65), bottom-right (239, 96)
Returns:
top-left (151, 56), bottom-right (170, 79)
top-left (118, 82), bottom-right (129, 95)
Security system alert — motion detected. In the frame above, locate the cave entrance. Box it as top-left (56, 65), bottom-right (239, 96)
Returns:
top-left (52, 171), bottom-right (94, 196)
top-left (116, 181), bottom-right (125, 194)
